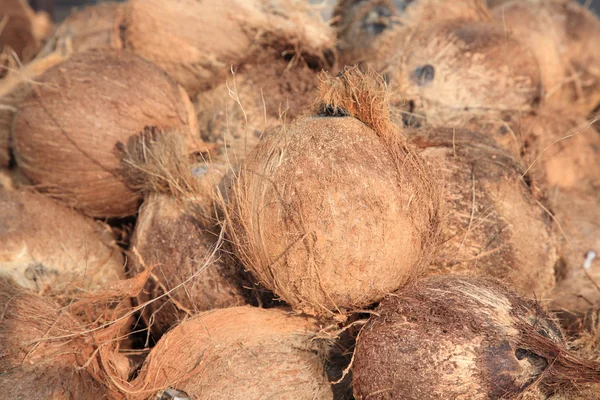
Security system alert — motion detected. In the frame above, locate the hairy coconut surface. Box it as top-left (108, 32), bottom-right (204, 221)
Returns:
top-left (409, 128), bottom-right (558, 297)
top-left (124, 0), bottom-right (334, 96)
top-left (491, 0), bottom-right (600, 114)
top-left (123, 306), bottom-right (332, 399)
top-left (12, 51), bottom-right (202, 218)
top-left (333, 0), bottom-right (491, 66)
top-left (353, 275), bottom-right (600, 400)
top-left (229, 69), bottom-right (440, 316)
top-left (381, 20), bottom-right (541, 129)
top-left (0, 189), bottom-right (125, 293)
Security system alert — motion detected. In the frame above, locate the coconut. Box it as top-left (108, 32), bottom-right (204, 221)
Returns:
top-left (382, 20), bottom-right (541, 129)
top-left (408, 128), bottom-right (558, 297)
top-left (333, 0), bottom-right (491, 66)
top-left (228, 69), bottom-right (440, 316)
top-left (117, 128), bottom-right (248, 339)
top-left (11, 51), bottom-right (205, 218)
top-left (0, 188), bottom-right (125, 293)
top-left (353, 275), bottom-right (600, 399)
top-left (491, 0), bottom-right (600, 114)
top-left (121, 306), bottom-right (332, 399)
top-left (124, 0), bottom-right (334, 96)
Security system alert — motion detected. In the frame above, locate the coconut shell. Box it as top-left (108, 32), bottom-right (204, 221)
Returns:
top-left (0, 189), bottom-right (125, 293)
top-left (11, 51), bottom-right (201, 218)
top-left (124, 0), bottom-right (334, 96)
top-left (124, 306), bottom-right (333, 399)
top-left (383, 20), bottom-right (541, 129)
top-left (491, 0), bottom-right (600, 114)
top-left (408, 128), bottom-right (558, 297)
top-left (352, 275), bottom-right (600, 399)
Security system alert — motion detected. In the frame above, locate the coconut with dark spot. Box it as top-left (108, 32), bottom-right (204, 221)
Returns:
top-left (122, 306), bottom-right (333, 399)
top-left (228, 69), bottom-right (440, 316)
top-left (12, 51), bottom-right (204, 218)
top-left (353, 275), bottom-right (600, 399)
top-left (490, 0), bottom-right (600, 114)
top-left (408, 128), bottom-right (558, 297)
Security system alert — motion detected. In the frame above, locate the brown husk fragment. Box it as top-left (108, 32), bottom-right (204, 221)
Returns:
top-left (228, 68), bottom-right (440, 316)
top-left (353, 275), bottom-right (600, 400)
top-left (122, 306), bottom-right (333, 399)
top-left (491, 0), bottom-right (600, 114)
top-left (124, 0), bottom-right (334, 96)
top-left (408, 128), bottom-right (558, 297)
top-left (12, 51), bottom-right (204, 218)
top-left (0, 189), bottom-right (125, 293)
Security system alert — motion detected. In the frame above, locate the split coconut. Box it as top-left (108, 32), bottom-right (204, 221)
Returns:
top-left (118, 128), bottom-right (247, 339)
top-left (228, 69), bottom-right (440, 316)
top-left (11, 50), bottom-right (204, 218)
top-left (353, 275), bottom-right (600, 399)
top-left (123, 306), bottom-right (333, 399)
top-left (491, 0), bottom-right (600, 114)
top-left (124, 0), bottom-right (334, 96)
top-left (408, 128), bottom-right (558, 297)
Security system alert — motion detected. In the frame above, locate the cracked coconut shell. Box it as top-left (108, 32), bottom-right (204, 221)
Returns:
top-left (12, 51), bottom-right (200, 217)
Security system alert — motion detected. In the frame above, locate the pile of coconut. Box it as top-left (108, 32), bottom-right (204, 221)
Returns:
top-left (2, 0), bottom-right (600, 399)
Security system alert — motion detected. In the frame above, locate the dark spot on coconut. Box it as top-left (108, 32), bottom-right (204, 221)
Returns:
top-left (392, 0), bottom-right (415, 13)
top-left (411, 64), bottom-right (435, 86)
top-left (24, 263), bottom-right (59, 290)
top-left (553, 258), bottom-right (568, 283)
top-left (361, 5), bottom-right (393, 36)
top-left (382, 73), bottom-right (391, 85)
top-left (319, 104), bottom-right (350, 118)
top-left (498, 126), bottom-right (508, 135)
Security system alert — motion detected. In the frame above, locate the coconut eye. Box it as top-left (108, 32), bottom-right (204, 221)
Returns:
top-left (412, 64), bottom-right (435, 86)
top-left (361, 5), bottom-right (392, 35)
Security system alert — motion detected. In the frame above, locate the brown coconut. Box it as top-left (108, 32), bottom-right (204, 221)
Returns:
top-left (408, 128), bottom-right (558, 297)
top-left (118, 128), bottom-right (247, 339)
top-left (353, 275), bottom-right (600, 400)
top-left (333, 0), bottom-right (491, 66)
top-left (228, 69), bottom-right (440, 316)
top-left (124, 0), bottom-right (334, 96)
top-left (11, 51), bottom-right (205, 218)
top-left (382, 20), bottom-right (542, 129)
top-left (491, 0), bottom-right (600, 114)
top-left (122, 306), bottom-right (333, 399)
top-left (0, 189), bottom-right (125, 293)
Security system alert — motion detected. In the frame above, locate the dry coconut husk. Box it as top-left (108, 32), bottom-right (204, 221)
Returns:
top-left (118, 128), bottom-right (247, 339)
top-left (381, 20), bottom-right (542, 129)
top-left (0, 277), bottom-right (130, 399)
top-left (228, 68), bottom-right (440, 317)
top-left (333, 0), bottom-right (491, 66)
top-left (124, 0), bottom-right (334, 96)
top-left (120, 306), bottom-right (332, 399)
top-left (491, 0), bottom-right (600, 114)
top-left (0, 189), bottom-right (125, 293)
top-left (408, 128), bottom-right (559, 298)
top-left (12, 50), bottom-right (206, 218)
top-left (353, 275), bottom-right (600, 400)
top-left (0, 0), bottom-right (53, 64)
top-left (38, 2), bottom-right (125, 57)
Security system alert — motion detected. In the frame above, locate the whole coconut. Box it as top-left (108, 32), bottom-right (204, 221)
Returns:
top-left (12, 51), bottom-right (202, 217)
top-left (383, 21), bottom-right (541, 129)
top-left (353, 275), bottom-right (600, 399)
top-left (409, 128), bottom-right (558, 297)
top-left (124, 306), bottom-right (333, 400)
top-left (124, 0), bottom-right (334, 96)
top-left (491, 0), bottom-right (600, 114)
top-left (333, 0), bottom-right (491, 66)
top-left (229, 69), bottom-right (440, 316)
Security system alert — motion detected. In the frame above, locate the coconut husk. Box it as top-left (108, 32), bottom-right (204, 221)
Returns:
top-left (408, 128), bottom-right (558, 298)
top-left (228, 68), bottom-right (441, 317)
top-left (491, 0), bottom-right (600, 115)
top-left (38, 2), bottom-right (125, 57)
top-left (353, 275), bottom-right (600, 399)
top-left (118, 306), bottom-right (332, 399)
top-left (12, 50), bottom-right (207, 218)
top-left (333, 0), bottom-right (491, 66)
top-left (124, 0), bottom-right (335, 96)
top-left (381, 20), bottom-right (541, 129)
top-left (0, 0), bottom-right (53, 65)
